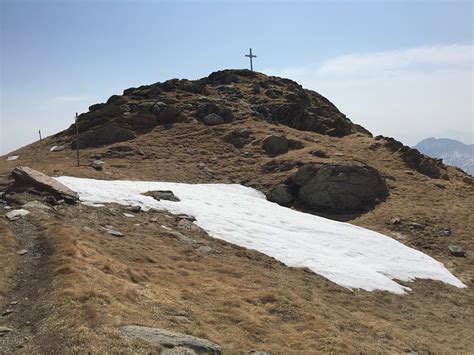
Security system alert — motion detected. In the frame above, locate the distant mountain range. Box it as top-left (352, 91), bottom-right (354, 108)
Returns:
top-left (414, 137), bottom-right (474, 176)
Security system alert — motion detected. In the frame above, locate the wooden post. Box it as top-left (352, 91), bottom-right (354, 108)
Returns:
top-left (75, 113), bottom-right (80, 167)
top-left (38, 130), bottom-right (42, 141)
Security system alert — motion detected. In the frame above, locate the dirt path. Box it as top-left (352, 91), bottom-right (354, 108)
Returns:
top-left (0, 216), bottom-right (55, 354)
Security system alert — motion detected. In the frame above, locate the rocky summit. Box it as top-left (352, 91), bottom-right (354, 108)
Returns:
top-left (0, 70), bottom-right (473, 354)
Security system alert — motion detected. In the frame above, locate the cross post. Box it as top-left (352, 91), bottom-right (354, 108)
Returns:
top-left (245, 48), bottom-right (257, 71)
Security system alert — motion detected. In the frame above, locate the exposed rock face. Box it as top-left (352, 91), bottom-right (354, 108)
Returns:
top-left (267, 184), bottom-right (293, 207)
top-left (262, 135), bottom-right (289, 157)
top-left (266, 164), bottom-right (388, 214)
top-left (374, 136), bottom-right (449, 179)
top-left (121, 325), bottom-right (222, 354)
top-left (11, 166), bottom-right (79, 204)
top-left (58, 69), bottom-right (365, 148)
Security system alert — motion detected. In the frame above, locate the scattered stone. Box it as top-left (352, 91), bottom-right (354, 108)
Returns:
top-left (129, 206), bottom-right (142, 213)
top-left (267, 184), bottom-right (294, 207)
top-left (287, 138), bottom-right (304, 150)
top-left (0, 326), bottom-right (13, 336)
top-left (107, 229), bottom-right (125, 237)
top-left (17, 249), bottom-right (28, 256)
top-left (6, 156), bottom-right (19, 161)
top-left (223, 129), bottom-right (253, 149)
top-left (143, 190), bottom-right (180, 202)
top-left (50, 145), bottom-right (65, 152)
top-left (390, 217), bottom-right (402, 225)
top-left (10, 301), bottom-right (18, 306)
top-left (434, 183), bottom-right (446, 189)
top-left (311, 150), bottom-right (329, 158)
top-left (448, 245), bottom-right (465, 257)
top-left (262, 135), bottom-right (289, 157)
top-left (410, 222), bottom-right (425, 230)
top-left (5, 209), bottom-right (30, 221)
top-left (203, 113), bottom-right (225, 126)
top-left (121, 325), bottom-right (222, 354)
top-left (404, 170), bottom-right (414, 175)
top-left (177, 214), bottom-right (196, 222)
top-left (465, 251), bottom-right (474, 259)
top-left (2, 309), bottom-right (13, 316)
top-left (197, 245), bottom-right (213, 254)
top-left (91, 160), bottom-right (105, 171)
top-left (123, 213), bottom-right (135, 218)
top-left (11, 166), bottom-right (79, 203)
top-left (441, 228), bottom-right (451, 236)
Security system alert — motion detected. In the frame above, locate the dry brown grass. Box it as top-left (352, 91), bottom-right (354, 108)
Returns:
top-left (0, 218), bottom-right (18, 308)
top-left (0, 113), bottom-right (473, 352)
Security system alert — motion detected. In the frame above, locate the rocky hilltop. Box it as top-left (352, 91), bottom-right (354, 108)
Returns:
top-left (1, 70), bottom-right (473, 353)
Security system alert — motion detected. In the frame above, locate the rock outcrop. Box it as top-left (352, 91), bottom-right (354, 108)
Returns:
top-left (11, 166), bottom-right (79, 203)
top-left (267, 163), bottom-right (388, 214)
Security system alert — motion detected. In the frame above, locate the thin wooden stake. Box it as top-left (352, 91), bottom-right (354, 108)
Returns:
top-left (75, 112), bottom-right (80, 167)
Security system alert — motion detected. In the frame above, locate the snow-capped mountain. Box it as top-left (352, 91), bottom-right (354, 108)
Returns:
top-left (414, 137), bottom-right (474, 176)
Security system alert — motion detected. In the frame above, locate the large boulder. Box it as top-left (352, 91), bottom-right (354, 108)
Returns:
top-left (267, 184), bottom-right (293, 207)
top-left (11, 166), bottom-right (79, 204)
top-left (71, 125), bottom-right (135, 149)
top-left (262, 135), bottom-right (289, 157)
top-left (203, 113), bottom-right (224, 126)
top-left (284, 164), bottom-right (388, 214)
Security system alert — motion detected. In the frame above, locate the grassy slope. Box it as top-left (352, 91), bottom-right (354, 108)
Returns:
top-left (0, 117), bottom-right (473, 352)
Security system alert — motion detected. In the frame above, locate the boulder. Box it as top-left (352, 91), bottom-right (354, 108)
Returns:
top-left (448, 245), bottom-right (465, 257)
top-left (143, 190), bottom-right (180, 202)
top-left (11, 166), bottom-right (79, 204)
top-left (288, 164), bottom-right (388, 214)
top-left (5, 209), bottom-right (30, 221)
top-left (196, 103), bottom-right (233, 123)
top-left (156, 106), bottom-right (186, 124)
top-left (288, 138), bottom-right (304, 150)
top-left (262, 135), bottom-right (289, 157)
top-left (267, 184), bottom-right (294, 207)
top-left (223, 129), bottom-right (252, 148)
top-left (311, 149), bottom-right (329, 158)
top-left (203, 113), bottom-right (224, 126)
top-left (91, 160), bottom-right (105, 171)
top-left (71, 125), bottom-right (135, 149)
top-left (122, 325), bottom-right (221, 354)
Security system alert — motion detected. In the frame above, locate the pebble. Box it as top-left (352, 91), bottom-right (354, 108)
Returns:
top-left (123, 213), bottom-right (135, 218)
top-left (107, 229), bottom-right (125, 237)
top-left (2, 309), bottom-right (13, 316)
top-left (448, 245), bottom-right (465, 257)
top-left (390, 217), bottom-right (401, 225)
top-left (10, 301), bottom-right (18, 305)
top-left (17, 249), bottom-right (28, 256)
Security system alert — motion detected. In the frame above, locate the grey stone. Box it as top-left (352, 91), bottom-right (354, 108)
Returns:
top-left (311, 150), bottom-right (329, 158)
top-left (448, 245), bottom-right (465, 257)
top-left (262, 135), bottom-right (289, 157)
top-left (267, 185), bottom-right (294, 207)
top-left (143, 190), bottom-right (180, 202)
top-left (5, 209), bottom-right (30, 221)
top-left (390, 217), bottom-right (402, 225)
top-left (411, 222), bottom-right (425, 230)
top-left (107, 229), bottom-right (125, 237)
top-left (121, 325), bottom-right (221, 354)
top-left (12, 166), bottom-right (79, 203)
top-left (91, 160), bottom-right (105, 171)
top-left (22, 201), bottom-right (51, 210)
top-left (17, 249), bottom-right (28, 256)
top-left (203, 113), bottom-right (224, 126)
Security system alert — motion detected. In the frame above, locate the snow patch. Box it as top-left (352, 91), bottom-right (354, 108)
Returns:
top-left (6, 155), bottom-right (19, 161)
top-left (56, 176), bottom-right (466, 294)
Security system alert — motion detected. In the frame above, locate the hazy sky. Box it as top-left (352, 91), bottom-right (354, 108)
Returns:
top-left (1, 0), bottom-right (473, 155)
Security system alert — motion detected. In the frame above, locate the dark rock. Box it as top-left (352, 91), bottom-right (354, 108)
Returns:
top-left (288, 164), bottom-right (388, 214)
top-left (143, 190), bottom-right (180, 202)
top-left (262, 135), bottom-right (289, 157)
top-left (71, 125), bottom-right (135, 149)
top-left (11, 166), bottom-right (79, 204)
top-left (267, 184), bottom-right (294, 207)
top-left (196, 103), bottom-right (233, 123)
top-left (311, 150), bottom-right (329, 158)
top-left (156, 106), bottom-right (187, 125)
top-left (121, 325), bottom-right (222, 354)
top-left (106, 95), bottom-right (125, 104)
top-left (223, 129), bottom-right (252, 148)
top-left (203, 113), bottom-right (224, 126)
top-left (288, 138), bottom-right (304, 150)
top-left (448, 245), bottom-right (465, 257)
top-left (88, 103), bottom-right (105, 112)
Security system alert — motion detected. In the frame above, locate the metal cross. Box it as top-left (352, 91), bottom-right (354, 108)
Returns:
top-left (245, 48), bottom-right (257, 71)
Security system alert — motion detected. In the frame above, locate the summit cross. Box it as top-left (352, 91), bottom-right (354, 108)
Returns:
top-left (245, 48), bottom-right (257, 71)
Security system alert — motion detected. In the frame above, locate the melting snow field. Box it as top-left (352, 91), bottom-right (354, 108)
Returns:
top-left (56, 176), bottom-right (466, 294)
